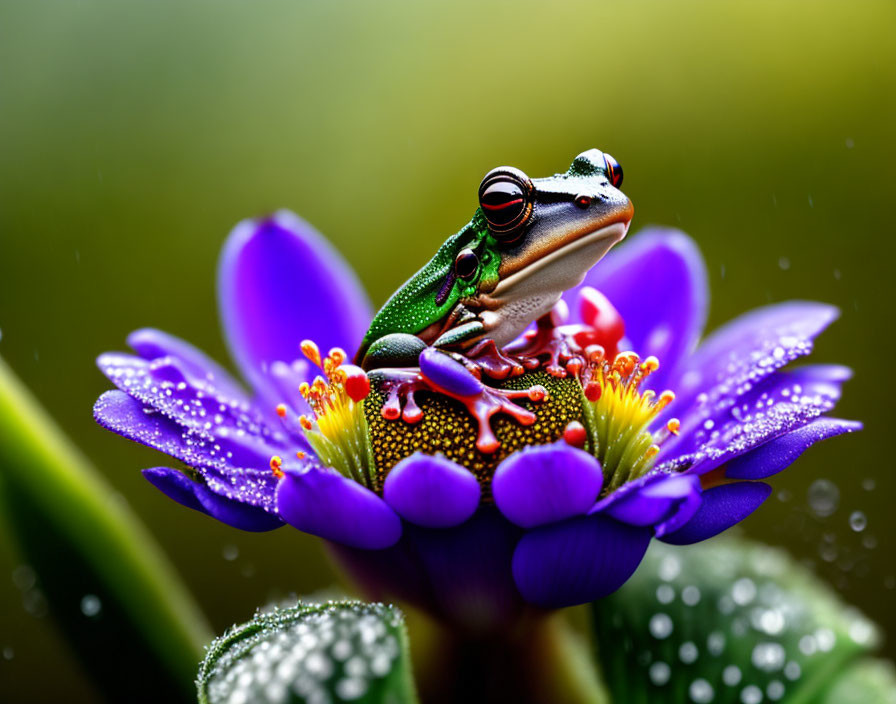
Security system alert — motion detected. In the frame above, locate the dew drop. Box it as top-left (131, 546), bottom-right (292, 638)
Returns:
top-left (807, 479), bottom-right (839, 517)
top-left (732, 577), bottom-right (757, 606)
top-left (848, 511), bottom-right (867, 532)
top-left (80, 594), bottom-right (102, 618)
top-left (723, 664), bottom-right (742, 686)
top-left (649, 613), bottom-right (674, 639)
top-left (679, 641), bottom-right (699, 664)
top-left (656, 584), bottom-right (675, 604)
top-left (751, 642), bottom-right (785, 672)
top-left (649, 661), bottom-right (671, 686)
top-left (766, 680), bottom-right (785, 701)
top-left (778, 257), bottom-right (790, 271)
top-left (689, 678), bottom-right (714, 703)
top-left (222, 544), bottom-right (240, 561)
top-left (2, 647), bottom-right (13, 661)
top-left (741, 684), bottom-right (763, 703)
top-left (682, 585), bottom-right (701, 606)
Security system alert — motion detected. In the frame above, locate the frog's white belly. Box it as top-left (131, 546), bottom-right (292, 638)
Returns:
top-left (480, 222), bottom-right (628, 347)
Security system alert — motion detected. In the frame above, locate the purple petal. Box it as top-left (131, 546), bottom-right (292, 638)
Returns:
top-left (217, 210), bottom-right (372, 405)
top-left (564, 228), bottom-right (708, 392)
top-left (592, 473), bottom-right (702, 535)
top-left (95, 390), bottom-right (283, 513)
top-left (143, 467), bottom-right (283, 531)
top-left (660, 482), bottom-right (772, 545)
top-left (276, 468), bottom-right (402, 549)
top-left (660, 365), bottom-right (852, 475)
top-left (512, 514), bottom-right (652, 608)
top-left (725, 417), bottom-right (861, 480)
top-left (668, 302), bottom-right (839, 419)
top-left (127, 328), bottom-right (248, 402)
top-left (492, 443), bottom-right (603, 528)
top-left (382, 453), bottom-right (480, 528)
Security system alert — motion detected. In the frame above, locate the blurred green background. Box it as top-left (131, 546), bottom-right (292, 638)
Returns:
top-left (1, 0), bottom-right (894, 699)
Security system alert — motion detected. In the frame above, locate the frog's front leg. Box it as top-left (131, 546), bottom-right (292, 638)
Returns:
top-left (433, 313), bottom-right (532, 380)
top-left (377, 348), bottom-right (547, 453)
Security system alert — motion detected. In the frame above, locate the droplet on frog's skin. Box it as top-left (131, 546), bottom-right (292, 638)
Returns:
top-left (649, 613), bottom-right (674, 639)
top-left (648, 661), bottom-right (671, 686)
top-left (807, 479), bottom-right (839, 518)
top-left (861, 478), bottom-right (875, 491)
top-left (80, 594), bottom-right (102, 618)
top-left (688, 678), bottom-right (714, 703)
top-left (2, 647), bottom-right (13, 661)
top-left (848, 511), bottom-right (867, 532)
top-left (222, 544), bottom-right (239, 561)
top-left (778, 257), bottom-right (791, 271)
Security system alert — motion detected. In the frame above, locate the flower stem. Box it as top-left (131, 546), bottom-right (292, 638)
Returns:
top-left (409, 610), bottom-right (609, 704)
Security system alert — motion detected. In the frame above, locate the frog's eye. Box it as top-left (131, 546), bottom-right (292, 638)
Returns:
top-left (478, 167), bottom-right (534, 240)
top-left (454, 249), bottom-right (480, 281)
top-left (603, 153), bottom-right (623, 188)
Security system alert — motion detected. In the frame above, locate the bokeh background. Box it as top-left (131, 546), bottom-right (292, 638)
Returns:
top-left (1, 0), bottom-right (894, 699)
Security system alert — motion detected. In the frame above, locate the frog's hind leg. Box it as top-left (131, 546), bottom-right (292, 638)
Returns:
top-left (360, 333), bottom-right (427, 370)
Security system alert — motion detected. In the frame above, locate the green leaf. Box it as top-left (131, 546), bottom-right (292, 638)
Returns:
top-left (0, 356), bottom-right (211, 701)
top-left (591, 536), bottom-right (886, 704)
top-left (809, 658), bottom-right (896, 704)
top-left (197, 600), bottom-right (418, 704)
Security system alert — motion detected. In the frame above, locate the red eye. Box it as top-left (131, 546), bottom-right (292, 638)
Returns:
top-left (604, 153), bottom-right (623, 188)
top-left (478, 167), bottom-right (534, 240)
top-left (575, 194), bottom-right (592, 209)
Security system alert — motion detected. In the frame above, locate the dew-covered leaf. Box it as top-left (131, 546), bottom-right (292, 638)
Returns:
top-left (809, 658), bottom-right (896, 704)
top-left (591, 537), bottom-right (885, 704)
top-left (197, 600), bottom-right (418, 704)
top-left (0, 356), bottom-right (210, 701)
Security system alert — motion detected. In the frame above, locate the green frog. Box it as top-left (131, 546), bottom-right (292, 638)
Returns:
top-left (356, 149), bottom-right (633, 371)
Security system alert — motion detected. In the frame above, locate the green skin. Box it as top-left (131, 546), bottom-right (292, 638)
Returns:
top-left (356, 149), bottom-right (634, 370)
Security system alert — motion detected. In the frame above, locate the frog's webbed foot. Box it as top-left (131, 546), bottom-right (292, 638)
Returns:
top-left (459, 338), bottom-right (538, 381)
top-left (377, 348), bottom-right (546, 454)
top-left (505, 312), bottom-right (586, 378)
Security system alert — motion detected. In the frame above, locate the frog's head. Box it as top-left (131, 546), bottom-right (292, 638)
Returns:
top-left (471, 148), bottom-right (634, 346)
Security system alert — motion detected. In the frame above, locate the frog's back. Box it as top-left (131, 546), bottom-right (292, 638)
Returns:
top-left (357, 226), bottom-right (474, 358)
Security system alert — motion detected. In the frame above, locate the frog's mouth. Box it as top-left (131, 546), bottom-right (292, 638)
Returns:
top-left (474, 220), bottom-right (630, 347)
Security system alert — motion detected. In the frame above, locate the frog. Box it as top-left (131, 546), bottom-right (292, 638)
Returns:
top-left (356, 148), bottom-right (633, 372)
top-left (354, 149), bottom-right (634, 453)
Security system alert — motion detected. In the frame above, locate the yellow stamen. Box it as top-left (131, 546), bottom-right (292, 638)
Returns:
top-left (667, 418), bottom-right (681, 436)
top-left (270, 455), bottom-right (284, 479)
top-left (275, 404), bottom-right (288, 418)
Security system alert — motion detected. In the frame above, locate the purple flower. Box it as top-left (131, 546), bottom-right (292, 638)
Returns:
top-left (94, 211), bottom-right (859, 627)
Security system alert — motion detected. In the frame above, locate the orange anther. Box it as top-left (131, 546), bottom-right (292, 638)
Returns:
top-left (666, 418), bottom-right (681, 436)
top-left (299, 415), bottom-right (314, 430)
top-left (275, 404), bottom-right (288, 418)
top-left (300, 339), bottom-right (322, 368)
top-left (296, 451), bottom-right (306, 459)
top-left (270, 455), bottom-right (284, 478)
top-left (328, 347), bottom-right (347, 365)
top-left (584, 381), bottom-right (603, 402)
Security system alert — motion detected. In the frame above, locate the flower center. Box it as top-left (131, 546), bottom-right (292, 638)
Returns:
top-left (581, 349), bottom-right (680, 493)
